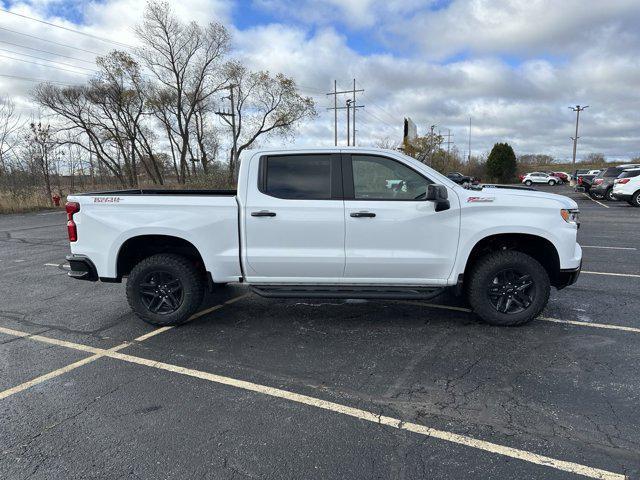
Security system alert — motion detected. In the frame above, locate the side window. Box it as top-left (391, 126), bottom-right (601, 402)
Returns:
top-left (351, 155), bottom-right (432, 200)
top-left (262, 155), bottom-right (333, 200)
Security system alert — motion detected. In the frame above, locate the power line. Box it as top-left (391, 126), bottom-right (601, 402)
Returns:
top-left (0, 47), bottom-right (98, 72)
top-left (0, 73), bottom-right (78, 85)
top-left (0, 39), bottom-right (97, 64)
top-left (0, 8), bottom-right (133, 48)
top-left (0, 53), bottom-right (92, 75)
top-left (360, 108), bottom-right (396, 129)
top-left (0, 26), bottom-right (103, 55)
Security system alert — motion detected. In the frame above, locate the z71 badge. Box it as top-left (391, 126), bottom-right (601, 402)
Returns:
top-left (467, 196), bottom-right (494, 203)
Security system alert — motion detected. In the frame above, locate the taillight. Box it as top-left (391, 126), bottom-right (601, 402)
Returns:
top-left (594, 178), bottom-right (604, 185)
top-left (578, 177), bottom-right (583, 185)
top-left (616, 178), bottom-right (630, 184)
top-left (65, 201), bottom-right (80, 242)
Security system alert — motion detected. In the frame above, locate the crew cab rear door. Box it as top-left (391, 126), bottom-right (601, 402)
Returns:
top-left (342, 153), bottom-right (459, 285)
top-left (243, 153), bottom-right (345, 282)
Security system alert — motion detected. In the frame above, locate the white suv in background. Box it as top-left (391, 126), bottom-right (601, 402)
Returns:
top-left (522, 172), bottom-right (560, 186)
top-left (612, 167), bottom-right (640, 206)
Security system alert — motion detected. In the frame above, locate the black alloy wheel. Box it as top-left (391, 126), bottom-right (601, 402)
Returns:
top-left (139, 270), bottom-right (184, 314)
top-left (487, 269), bottom-right (534, 314)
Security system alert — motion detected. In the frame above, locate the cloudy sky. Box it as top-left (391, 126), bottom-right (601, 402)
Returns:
top-left (1, 0), bottom-right (639, 161)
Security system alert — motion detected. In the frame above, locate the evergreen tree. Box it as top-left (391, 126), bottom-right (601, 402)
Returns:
top-left (486, 143), bottom-right (517, 183)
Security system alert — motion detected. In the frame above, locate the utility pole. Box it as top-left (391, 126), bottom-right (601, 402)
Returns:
top-left (352, 79), bottom-right (357, 145)
top-left (468, 117), bottom-right (471, 161)
top-left (346, 99), bottom-right (352, 146)
top-left (215, 84), bottom-right (238, 178)
top-left (446, 129), bottom-right (453, 155)
top-left (326, 80), bottom-right (364, 146)
top-left (569, 105), bottom-right (589, 166)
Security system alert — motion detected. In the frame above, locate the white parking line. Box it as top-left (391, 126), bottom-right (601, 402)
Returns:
top-left (582, 245), bottom-right (637, 251)
top-left (0, 325), bottom-right (625, 480)
top-left (582, 193), bottom-right (610, 208)
top-left (583, 270), bottom-right (640, 278)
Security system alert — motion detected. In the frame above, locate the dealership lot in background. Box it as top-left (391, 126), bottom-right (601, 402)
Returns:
top-left (1, 184), bottom-right (639, 479)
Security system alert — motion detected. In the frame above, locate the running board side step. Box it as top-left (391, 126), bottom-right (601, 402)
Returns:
top-left (251, 285), bottom-right (446, 300)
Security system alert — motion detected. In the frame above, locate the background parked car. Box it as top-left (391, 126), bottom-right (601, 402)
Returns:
top-left (613, 167), bottom-right (640, 206)
top-left (575, 172), bottom-right (598, 193)
top-left (522, 172), bottom-right (560, 186)
top-left (446, 172), bottom-right (473, 185)
top-left (590, 164), bottom-right (640, 201)
top-left (553, 172), bottom-right (571, 183)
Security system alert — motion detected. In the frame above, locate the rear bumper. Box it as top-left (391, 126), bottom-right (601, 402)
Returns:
top-left (66, 254), bottom-right (98, 281)
top-left (554, 262), bottom-right (581, 290)
top-left (612, 192), bottom-right (632, 201)
top-left (589, 184), bottom-right (610, 195)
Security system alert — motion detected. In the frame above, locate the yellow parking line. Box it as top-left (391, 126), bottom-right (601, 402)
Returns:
top-left (405, 302), bottom-right (640, 334)
top-left (0, 325), bottom-right (625, 480)
top-left (0, 294), bottom-right (249, 401)
top-left (583, 270), bottom-right (640, 278)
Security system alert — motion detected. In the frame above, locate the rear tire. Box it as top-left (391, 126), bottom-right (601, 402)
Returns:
top-left (632, 191), bottom-right (640, 207)
top-left (548, 180), bottom-right (556, 185)
top-left (466, 250), bottom-right (550, 326)
top-left (126, 253), bottom-right (205, 326)
top-left (524, 180), bottom-right (532, 186)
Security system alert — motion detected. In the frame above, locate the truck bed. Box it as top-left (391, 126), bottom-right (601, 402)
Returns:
top-left (76, 189), bottom-right (237, 196)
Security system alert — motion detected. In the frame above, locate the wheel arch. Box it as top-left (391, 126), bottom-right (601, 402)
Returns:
top-left (462, 233), bottom-right (562, 287)
top-left (115, 234), bottom-right (208, 281)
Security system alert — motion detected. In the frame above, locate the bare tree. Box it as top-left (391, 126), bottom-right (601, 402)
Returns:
top-left (0, 96), bottom-right (22, 175)
top-left (222, 62), bottom-right (317, 179)
top-left (136, 0), bottom-right (230, 183)
top-left (34, 51), bottom-right (163, 187)
top-left (24, 121), bottom-right (56, 204)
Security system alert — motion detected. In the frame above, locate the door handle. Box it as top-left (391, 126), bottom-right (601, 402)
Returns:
top-left (350, 211), bottom-right (376, 218)
top-left (251, 210), bottom-right (276, 217)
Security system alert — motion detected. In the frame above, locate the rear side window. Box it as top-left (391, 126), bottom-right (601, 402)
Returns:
top-left (261, 155), bottom-right (333, 200)
top-left (619, 170), bottom-right (640, 178)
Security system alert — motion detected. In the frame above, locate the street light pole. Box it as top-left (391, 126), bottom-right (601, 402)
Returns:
top-left (569, 105), bottom-right (589, 166)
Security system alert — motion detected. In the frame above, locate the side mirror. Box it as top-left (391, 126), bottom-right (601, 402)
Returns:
top-left (425, 184), bottom-right (450, 212)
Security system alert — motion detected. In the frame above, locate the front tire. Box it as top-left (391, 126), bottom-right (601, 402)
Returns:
top-left (548, 180), bottom-right (556, 185)
top-left (466, 250), bottom-right (550, 326)
top-left (632, 191), bottom-right (640, 207)
top-left (604, 188), bottom-right (616, 202)
top-left (126, 253), bottom-right (205, 326)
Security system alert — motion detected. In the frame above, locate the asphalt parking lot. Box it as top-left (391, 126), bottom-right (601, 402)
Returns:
top-left (1, 184), bottom-right (639, 480)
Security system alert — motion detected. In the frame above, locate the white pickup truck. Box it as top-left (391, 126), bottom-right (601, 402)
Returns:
top-left (65, 147), bottom-right (582, 327)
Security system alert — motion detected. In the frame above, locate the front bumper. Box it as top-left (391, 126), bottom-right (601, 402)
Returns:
top-left (554, 261), bottom-right (581, 290)
top-left (66, 254), bottom-right (98, 281)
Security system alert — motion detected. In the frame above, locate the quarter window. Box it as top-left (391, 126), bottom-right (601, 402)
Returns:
top-left (351, 155), bottom-right (431, 200)
top-left (263, 155), bottom-right (333, 199)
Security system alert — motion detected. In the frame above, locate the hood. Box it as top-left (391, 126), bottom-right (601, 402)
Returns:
top-left (458, 185), bottom-right (578, 210)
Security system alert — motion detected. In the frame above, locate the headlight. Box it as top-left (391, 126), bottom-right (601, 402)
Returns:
top-left (561, 209), bottom-right (580, 225)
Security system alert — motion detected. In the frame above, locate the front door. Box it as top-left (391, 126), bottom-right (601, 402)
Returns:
top-left (343, 154), bottom-right (459, 285)
top-left (244, 153), bottom-right (345, 282)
